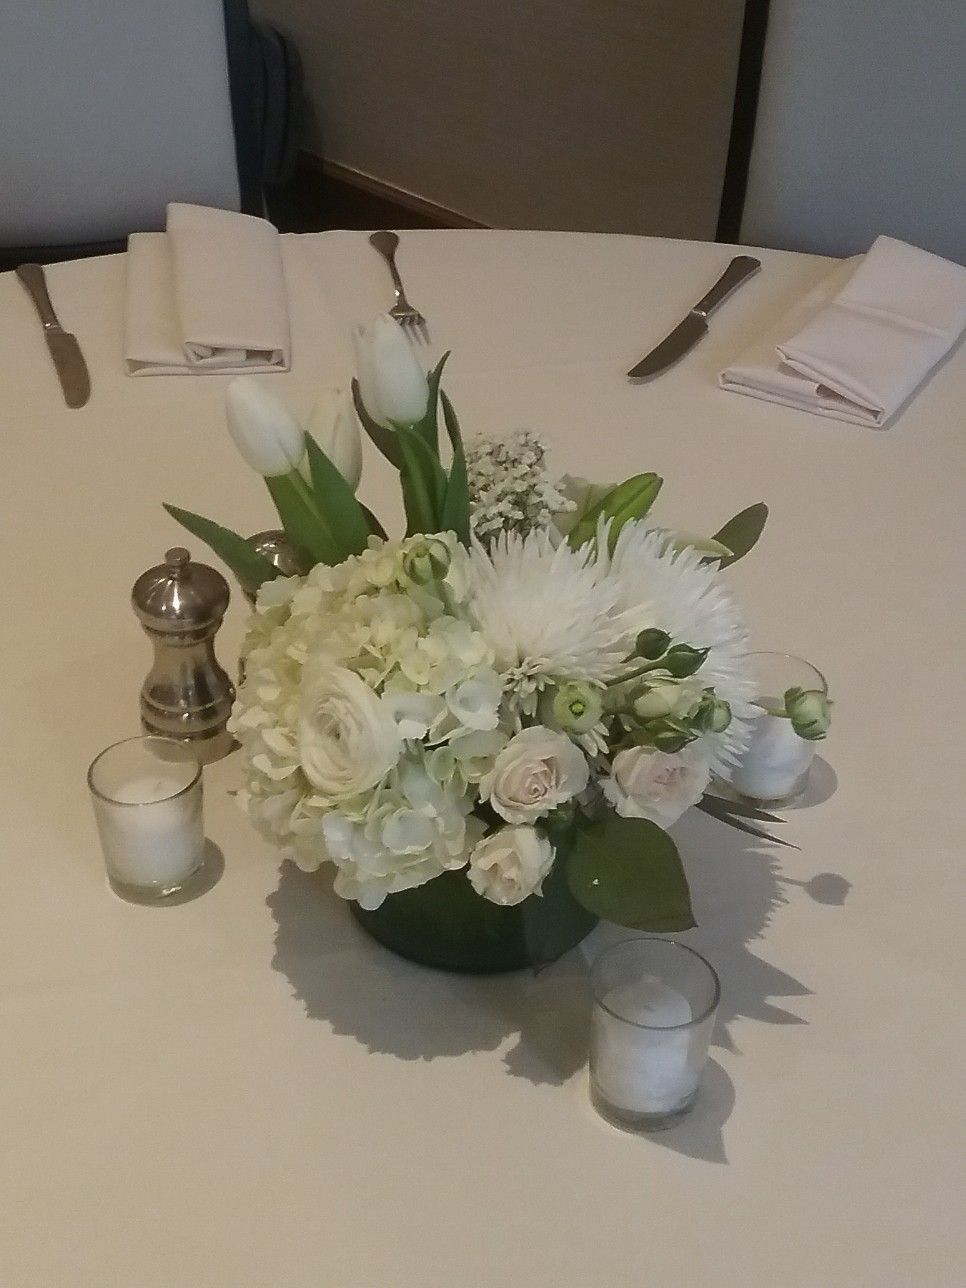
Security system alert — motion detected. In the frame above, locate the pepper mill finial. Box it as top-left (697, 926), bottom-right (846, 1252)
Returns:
top-left (131, 547), bottom-right (236, 764)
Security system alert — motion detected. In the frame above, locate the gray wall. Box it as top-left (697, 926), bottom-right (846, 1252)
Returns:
top-left (258, 0), bottom-right (745, 237)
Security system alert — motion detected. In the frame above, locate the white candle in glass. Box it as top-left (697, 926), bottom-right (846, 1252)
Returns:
top-left (731, 707), bottom-right (815, 802)
top-left (89, 737), bottom-right (204, 896)
top-left (593, 979), bottom-right (695, 1114)
top-left (731, 653), bottom-right (828, 804)
top-left (589, 939), bottom-right (719, 1130)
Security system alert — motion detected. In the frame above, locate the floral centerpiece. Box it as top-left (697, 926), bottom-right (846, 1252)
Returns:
top-left (166, 315), bottom-right (799, 972)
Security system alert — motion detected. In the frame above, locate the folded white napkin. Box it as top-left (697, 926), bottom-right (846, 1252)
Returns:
top-left (124, 203), bottom-right (290, 375)
top-left (720, 236), bottom-right (966, 426)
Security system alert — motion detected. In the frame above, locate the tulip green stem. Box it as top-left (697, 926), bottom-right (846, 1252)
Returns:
top-left (287, 469), bottom-right (321, 515)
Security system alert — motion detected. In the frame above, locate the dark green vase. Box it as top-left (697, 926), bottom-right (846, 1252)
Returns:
top-left (349, 847), bottom-right (597, 974)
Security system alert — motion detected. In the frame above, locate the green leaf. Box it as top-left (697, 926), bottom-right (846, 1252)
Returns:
top-left (395, 424), bottom-right (448, 535)
top-left (303, 432), bottom-right (371, 557)
top-left (697, 793), bottom-right (784, 824)
top-left (665, 531), bottom-right (734, 559)
top-left (694, 797), bottom-right (799, 849)
top-left (567, 473), bottom-right (663, 550)
top-left (265, 473), bottom-right (339, 567)
top-left (410, 351), bottom-right (450, 456)
top-left (351, 378), bottom-right (402, 469)
top-left (439, 390), bottom-right (470, 545)
top-left (163, 503), bottom-right (278, 593)
top-left (708, 502), bottom-right (769, 568)
top-left (359, 503), bottom-right (388, 541)
top-left (567, 813), bottom-right (695, 931)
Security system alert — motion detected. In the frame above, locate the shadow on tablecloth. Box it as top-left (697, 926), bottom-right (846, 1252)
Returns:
top-left (267, 786), bottom-right (848, 1164)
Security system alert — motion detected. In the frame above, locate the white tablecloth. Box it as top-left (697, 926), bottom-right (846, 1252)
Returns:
top-left (1, 231), bottom-right (963, 1287)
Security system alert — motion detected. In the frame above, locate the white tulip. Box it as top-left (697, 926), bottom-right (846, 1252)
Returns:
top-left (305, 386), bottom-right (363, 491)
top-left (352, 313), bottom-right (429, 427)
top-left (226, 378), bottom-right (305, 477)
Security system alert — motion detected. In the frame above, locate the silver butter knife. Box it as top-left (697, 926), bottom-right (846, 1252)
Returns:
top-left (16, 263), bottom-right (91, 408)
top-left (628, 254), bottom-right (761, 380)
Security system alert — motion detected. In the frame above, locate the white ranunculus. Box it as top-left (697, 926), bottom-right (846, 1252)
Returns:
top-left (298, 664), bottom-right (402, 803)
top-left (352, 313), bottom-right (429, 427)
top-left (226, 377), bottom-right (305, 476)
top-left (305, 386), bottom-right (363, 491)
top-left (480, 725), bottom-right (589, 823)
top-left (602, 745), bottom-right (710, 828)
top-left (467, 825), bottom-right (555, 906)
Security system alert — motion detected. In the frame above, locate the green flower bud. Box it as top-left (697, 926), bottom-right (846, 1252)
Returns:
top-left (649, 723), bottom-right (693, 754)
top-left (402, 536), bottom-right (451, 585)
top-left (784, 687), bottom-right (832, 740)
top-left (663, 644), bottom-right (709, 679)
top-left (635, 628), bottom-right (671, 660)
top-left (540, 681), bottom-right (604, 734)
top-left (691, 690), bottom-right (732, 733)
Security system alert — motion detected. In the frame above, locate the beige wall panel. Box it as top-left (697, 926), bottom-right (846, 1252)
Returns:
top-left (258, 0), bottom-right (744, 236)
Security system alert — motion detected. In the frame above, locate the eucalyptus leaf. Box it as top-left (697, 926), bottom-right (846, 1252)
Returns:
top-left (303, 432), bottom-right (371, 557)
top-left (708, 502), bottom-right (769, 568)
top-left (265, 473), bottom-right (339, 567)
top-left (162, 503), bottom-right (278, 593)
top-left (351, 378), bottom-right (402, 469)
top-left (567, 813), bottom-right (695, 931)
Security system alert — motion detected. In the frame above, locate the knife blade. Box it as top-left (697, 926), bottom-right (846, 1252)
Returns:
top-left (16, 263), bottom-right (91, 408)
top-left (628, 254), bottom-right (760, 381)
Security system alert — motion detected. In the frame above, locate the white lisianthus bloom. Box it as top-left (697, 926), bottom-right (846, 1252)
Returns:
top-left (480, 725), bottom-right (589, 824)
top-left (226, 377), bottom-right (305, 476)
top-left (305, 386), bottom-right (363, 491)
top-left (602, 744), bottom-right (710, 828)
top-left (467, 825), bottom-right (555, 906)
top-left (446, 669), bottom-right (503, 731)
top-left (352, 313), bottom-right (429, 427)
top-left (298, 663), bottom-right (402, 803)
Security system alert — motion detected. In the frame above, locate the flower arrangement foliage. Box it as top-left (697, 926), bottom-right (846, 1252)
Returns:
top-left (166, 314), bottom-right (779, 964)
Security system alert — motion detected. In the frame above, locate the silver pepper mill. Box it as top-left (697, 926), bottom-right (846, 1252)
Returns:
top-left (132, 547), bottom-right (236, 763)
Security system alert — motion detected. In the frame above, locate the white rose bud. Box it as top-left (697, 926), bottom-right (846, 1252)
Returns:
top-left (298, 663), bottom-right (402, 803)
top-left (226, 378), bottom-right (305, 477)
top-left (352, 313), bottom-right (429, 427)
top-left (305, 386), bottom-right (362, 491)
top-left (602, 745), bottom-right (710, 828)
top-left (468, 825), bottom-right (555, 906)
top-left (480, 725), bottom-right (589, 824)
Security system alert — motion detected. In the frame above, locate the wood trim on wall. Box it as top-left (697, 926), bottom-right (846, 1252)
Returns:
top-left (300, 152), bottom-right (490, 230)
top-left (716, 0), bottom-right (772, 243)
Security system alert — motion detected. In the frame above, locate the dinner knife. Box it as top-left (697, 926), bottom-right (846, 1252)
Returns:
top-left (627, 255), bottom-right (761, 380)
top-left (16, 263), bottom-right (91, 408)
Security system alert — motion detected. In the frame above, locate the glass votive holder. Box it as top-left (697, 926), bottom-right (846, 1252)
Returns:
top-left (88, 736), bottom-right (204, 901)
top-left (590, 938), bottom-right (720, 1132)
top-left (730, 651), bottom-right (828, 805)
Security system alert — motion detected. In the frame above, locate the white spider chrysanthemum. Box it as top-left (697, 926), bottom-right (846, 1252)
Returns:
top-left (605, 521), bottom-right (756, 775)
top-left (459, 528), bottom-right (642, 715)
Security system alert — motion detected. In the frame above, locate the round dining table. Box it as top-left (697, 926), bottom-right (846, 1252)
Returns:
top-left (1, 230), bottom-right (963, 1287)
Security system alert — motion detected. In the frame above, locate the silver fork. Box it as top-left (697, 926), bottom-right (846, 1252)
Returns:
top-left (368, 230), bottom-right (427, 331)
